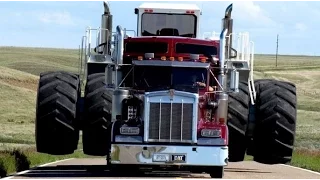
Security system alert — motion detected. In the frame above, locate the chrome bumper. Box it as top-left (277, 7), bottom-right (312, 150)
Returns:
top-left (110, 144), bottom-right (228, 166)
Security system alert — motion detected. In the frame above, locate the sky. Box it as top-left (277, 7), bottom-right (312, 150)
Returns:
top-left (0, 1), bottom-right (319, 55)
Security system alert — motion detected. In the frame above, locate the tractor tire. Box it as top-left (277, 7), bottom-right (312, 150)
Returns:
top-left (82, 73), bottom-right (112, 156)
top-left (208, 166), bottom-right (224, 178)
top-left (227, 81), bottom-right (250, 162)
top-left (35, 71), bottom-right (80, 155)
top-left (253, 79), bottom-right (297, 164)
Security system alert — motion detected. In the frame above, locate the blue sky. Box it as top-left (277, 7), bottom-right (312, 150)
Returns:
top-left (0, 1), bottom-right (319, 55)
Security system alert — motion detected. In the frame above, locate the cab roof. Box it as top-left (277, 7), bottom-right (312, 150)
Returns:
top-left (138, 3), bottom-right (201, 11)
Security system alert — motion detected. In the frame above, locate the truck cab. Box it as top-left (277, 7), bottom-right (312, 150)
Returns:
top-left (134, 3), bottom-right (201, 38)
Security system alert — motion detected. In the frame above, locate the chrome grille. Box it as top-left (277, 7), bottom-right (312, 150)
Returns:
top-left (148, 102), bottom-right (193, 142)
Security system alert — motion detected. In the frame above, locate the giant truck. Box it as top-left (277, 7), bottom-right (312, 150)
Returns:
top-left (35, 1), bottom-right (297, 178)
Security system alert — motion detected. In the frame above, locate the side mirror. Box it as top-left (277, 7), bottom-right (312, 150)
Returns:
top-left (230, 47), bottom-right (237, 58)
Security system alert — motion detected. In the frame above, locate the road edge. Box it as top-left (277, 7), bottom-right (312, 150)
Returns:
top-left (280, 164), bottom-right (320, 176)
top-left (1, 158), bottom-right (75, 179)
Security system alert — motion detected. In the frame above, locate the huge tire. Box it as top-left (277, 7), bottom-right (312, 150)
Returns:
top-left (208, 166), bottom-right (224, 178)
top-left (253, 79), bottom-right (297, 164)
top-left (35, 71), bottom-right (80, 155)
top-left (227, 81), bottom-right (250, 162)
top-left (82, 73), bottom-right (112, 156)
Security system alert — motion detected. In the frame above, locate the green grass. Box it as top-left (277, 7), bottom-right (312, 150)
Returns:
top-left (0, 147), bottom-right (90, 178)
top-left (0, 46), bottom-right (320, 174)
top-left (244, 150), bottom-right (320, 172)
top-left (0, 47), bottom-right (79, 75)
top-left (290, 149), bottom-right (320, 172)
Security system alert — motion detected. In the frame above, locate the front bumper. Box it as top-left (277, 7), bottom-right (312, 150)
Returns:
top-left (110, 144), bottom-right (228, 166)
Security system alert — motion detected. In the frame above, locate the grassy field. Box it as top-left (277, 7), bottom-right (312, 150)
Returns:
top-left (0, 46), bottom-right (320, 175)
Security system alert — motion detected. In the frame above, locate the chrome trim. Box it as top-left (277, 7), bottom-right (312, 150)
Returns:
top-left (111, 89), bottom-right (130, 122)
top-left (181, 99), bottom-right (184, 141)
top-left (132, 60), bottom-right (210, 68)
top-left (116, 26), bottom-right (124, 65)
top-left (169, 101), bottom-right (172, 141)
top-left (110, 144), bottom-right (228, 166)
top-left (197, 138), bottom-right (226, 146)
top-left (143, 90), bottom-right (198, 143)
top-left (159, 99), bottom-right (162, 140)
top-left (115, 135), bottom-right (143, 143)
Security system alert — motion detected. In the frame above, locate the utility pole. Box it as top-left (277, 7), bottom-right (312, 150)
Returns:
top-left (276, 34), bottom-right (279, 67)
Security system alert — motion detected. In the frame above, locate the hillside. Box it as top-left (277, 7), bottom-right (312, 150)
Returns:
top-left (0, 47), bottom-right (79, 150)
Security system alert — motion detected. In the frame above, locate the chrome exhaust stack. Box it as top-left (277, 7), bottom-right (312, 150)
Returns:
top-left (222, 3), bottom-right (233, 58)
top-left (218, 28), bottom-right (228, 91)
top-left (101, 1), bottom-right (113, 55)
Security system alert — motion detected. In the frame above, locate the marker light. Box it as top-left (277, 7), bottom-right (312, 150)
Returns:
top-left (219, 118), bottom-right (225, 124)
top-left (161, 56), bottom-right (166, 61)
top-left (200, 57), bottom-right (207, 63)
top-left (186, 10), bottom-right (195, 14)
top-left (178, 57), bottom-right (183, 61)
top-left (169, 57), bottom-right (175, 61)
top-left (138, 56), bottom-right (143, 60)
top-left (144, 9), bottom-right (153, 13)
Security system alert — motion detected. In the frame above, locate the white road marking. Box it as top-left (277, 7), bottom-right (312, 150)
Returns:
top-left (1, 158), bottom-right (75, 179)
top-left (279, 164), bottom-right (320, 176)
top-left (1, 170), bottom-right (31, 180)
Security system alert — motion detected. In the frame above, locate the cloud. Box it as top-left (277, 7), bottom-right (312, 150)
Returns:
top-left (295, 23), bottom-right (307, 32)
top-left (232, 1), bottom-right (276, 28)
top-left (198, 1), bottom-right (278, 35)
top-left (37, 11), bottom-right (75, 26)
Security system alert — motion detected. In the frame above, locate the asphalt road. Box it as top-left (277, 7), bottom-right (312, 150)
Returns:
top-left (3, 158), bottom-right (320, 179)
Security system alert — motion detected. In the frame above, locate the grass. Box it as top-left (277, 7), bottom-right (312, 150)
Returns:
top-left (0, 46), bottom-right (320, 174)
top-left (290, 149), bottom-right (320, 172)
top-left (0, 147), bottom-right (90, 178)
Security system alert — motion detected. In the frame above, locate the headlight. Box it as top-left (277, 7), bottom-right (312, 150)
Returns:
top-left (201, 128), bottom-right (221, 138)
top-left (120, 126), bottom-right (140, 135)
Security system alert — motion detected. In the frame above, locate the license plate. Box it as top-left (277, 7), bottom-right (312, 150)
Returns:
top-left (152, 154), bottom-right (169, 162)
top-left (172, 154), bottom-right (186, 162)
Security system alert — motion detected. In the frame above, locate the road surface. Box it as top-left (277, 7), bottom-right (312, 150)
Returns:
top-left (2, 158), bottom-right (320, 179)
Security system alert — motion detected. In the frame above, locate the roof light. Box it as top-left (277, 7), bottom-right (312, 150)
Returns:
top-left (144, 9), bottom-right (153, 13)
top-left (186, 10), bottom-right (195, 14)
top-left (169, 57), bottom-right (175, 61)
top-left (161, 56), bottom-right (166, 61)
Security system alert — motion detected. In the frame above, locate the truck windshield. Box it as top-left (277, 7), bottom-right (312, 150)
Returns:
top-left (133, 66), bottom-right (207, 92)
top-left (141, 13), bottom-right (197, 38)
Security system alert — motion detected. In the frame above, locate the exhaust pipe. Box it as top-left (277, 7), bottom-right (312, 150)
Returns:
top-left (101, 1), bottom-right (113, 55)
top-left (116, 25), bottom-right (124, 65)
top-left (222, 3), bottom-right (233, 58)
top-left (219, 28), bottom-right (228, 91)
top-left (103, 1), bottom-right (110, 13)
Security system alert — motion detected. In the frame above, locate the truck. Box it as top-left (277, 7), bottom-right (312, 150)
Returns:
top-left (35, 1), bottom-right (297, 178)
